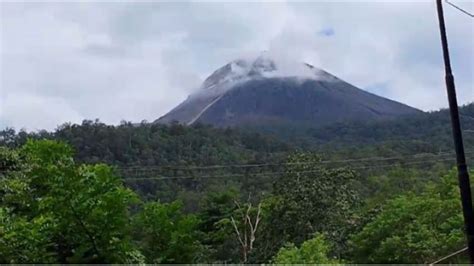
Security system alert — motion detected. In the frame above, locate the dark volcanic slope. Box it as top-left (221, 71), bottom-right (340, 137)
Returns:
top-left (196, 78), bottom-right (420, 127)
top-left (156, 55), bottom-right (422, 127)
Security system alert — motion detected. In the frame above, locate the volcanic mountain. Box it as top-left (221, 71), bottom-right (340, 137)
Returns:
top-left (155, 55), bottom-right (422, 127)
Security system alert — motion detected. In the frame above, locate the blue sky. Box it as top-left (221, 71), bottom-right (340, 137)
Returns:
top-left (1, 1), bottom-right (473, 130)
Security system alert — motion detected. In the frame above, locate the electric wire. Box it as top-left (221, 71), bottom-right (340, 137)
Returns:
top-left (445, 0), bottom-right (474, 18)
top-left (1, 150), bottom-right (471, 181)
top-left (117, 150), bottom-right (474, 171)
top-left (121, 157), bottom-right (458, 182)
top-left (429, 246), bottom-right (468, 265)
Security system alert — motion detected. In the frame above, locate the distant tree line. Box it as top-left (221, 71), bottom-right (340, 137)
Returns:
top-left (0, 140), bottom-right (471, 263)
top-left (0, 103), bottom-right (473, 263)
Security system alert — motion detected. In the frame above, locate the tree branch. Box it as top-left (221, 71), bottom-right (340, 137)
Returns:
top-left (230, 216), bottom-right (245, 248)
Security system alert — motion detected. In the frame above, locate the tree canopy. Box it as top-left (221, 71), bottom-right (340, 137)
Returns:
top-left (1, 101), bottom-right (473, 265)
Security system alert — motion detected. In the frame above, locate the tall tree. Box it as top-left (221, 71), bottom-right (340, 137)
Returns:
top-left (133, 200), bottom-right (203, 263)
top-left (273, 233), bottom-right (340, 264)
top-left (0, 140), bottom-right (143, 263)
top-left (252, 153), bottom-right (360, 262)
top-left (197, 189), bottom-right (240, 263)
top-left (350, 169), bottom-right (468, 263)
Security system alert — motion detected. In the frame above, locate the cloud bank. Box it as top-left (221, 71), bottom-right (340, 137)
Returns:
top-left (1, 1), bottom-right (473, 130)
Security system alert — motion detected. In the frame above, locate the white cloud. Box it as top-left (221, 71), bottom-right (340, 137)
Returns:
top-left (1, 1), bottom-right (473, 130)
top-left (0, 92), bottom-right (83, 131)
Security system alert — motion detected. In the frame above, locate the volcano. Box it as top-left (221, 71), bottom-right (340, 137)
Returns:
top-left (155, 54), bottom-right (422, 127)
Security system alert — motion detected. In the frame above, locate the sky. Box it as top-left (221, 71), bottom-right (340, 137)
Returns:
top-left (1, 1), bottom-right (473, 131)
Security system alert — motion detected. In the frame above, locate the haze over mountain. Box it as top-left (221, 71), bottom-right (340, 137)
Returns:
top-left (156, 54), bottom-right (422, 127)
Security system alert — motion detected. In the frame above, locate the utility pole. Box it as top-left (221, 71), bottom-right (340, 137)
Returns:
top-left (435, 0), bottom-right (474, 262)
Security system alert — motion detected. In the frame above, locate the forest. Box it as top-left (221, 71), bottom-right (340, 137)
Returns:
top-left (0, 103), bottom-right (473, 263)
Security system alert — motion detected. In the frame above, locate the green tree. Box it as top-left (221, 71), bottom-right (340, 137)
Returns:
top-left (0, 140), bottom-right (143, 263)
top-left (219, 196), bottom-right (263, 263)
top-left (134, 200), bottom-right (203, 263)
top-left (0, 207), bottom-right (56, 263)
top-left (253, 153), bottom-right (359, 262)
top-left (350, 169), bottom-right (468, 263)
top-left (273, 233), bottom-right (340, 264)
top-left (197, 189), bottom-right (240, 263)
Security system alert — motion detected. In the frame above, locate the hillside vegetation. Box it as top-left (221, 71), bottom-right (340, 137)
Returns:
top-left (0, 103), bottom-right (473, 263)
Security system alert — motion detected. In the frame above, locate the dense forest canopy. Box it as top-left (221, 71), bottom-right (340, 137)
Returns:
top-left (1, 103), bottom-right (473, 263)
top-left (2, 103), bottom-right (473, 163)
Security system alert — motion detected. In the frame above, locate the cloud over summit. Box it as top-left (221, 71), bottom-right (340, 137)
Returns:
top-left (1, 1), bottom-right (473, 130)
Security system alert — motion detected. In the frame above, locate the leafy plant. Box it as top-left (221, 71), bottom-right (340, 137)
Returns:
top-left (273, 233), bottom-right (340, 264)
top-left (133, 200), bottom-right (203, 263)
top-left (350, 169), bottom-right (468, 263)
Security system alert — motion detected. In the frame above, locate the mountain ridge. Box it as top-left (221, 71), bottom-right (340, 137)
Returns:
top-left (156, 55), bottom-right (422, 127)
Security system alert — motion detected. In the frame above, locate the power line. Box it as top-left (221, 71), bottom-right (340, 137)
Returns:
top-left (0, 150), bottom-right (470, 176)
top-left (445, 0), bottom-right (474, 18)
top-left (429, 246), bottom-right (468, 265)
top-left (117, 150), bottom-right (474, 172)
top-left (122, 157), bottom-right (455, 181)
top-left (121, 157), bottom-right (456, 182)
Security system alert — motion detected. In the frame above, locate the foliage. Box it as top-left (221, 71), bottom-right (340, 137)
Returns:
top-left (0, 140), bottom-right (142, 263)
top-left (252, 152), bottom-right (360, 262)
top-left (307, 103), bottom-right (474, 151)
top-left (0, 121), bottom-right (292, 206)
top-left (0, 207), bottom-right (56, 263)
top-left (350, 169), bottom-right (468, 263)
top-left (0, 121), bottom-right (291, 167)
top-left (1, 103), bottom-right (473, 264)
top-left (358, 166), bottom-right (440, 207)
top-left (246, 103), bottom-right (474, 155)
top-left (273, 233), bottom-right (340, 264)
top-left (133, 200), bottom-right (203, 263)
top-left (219, 197), bottom-right (263, 263)
top-left (197, 189), bottom-right (240, 263)
top-left (2, 103), bottom-right (473, 205)
top-left (0, 145), bottom-right (23, 172)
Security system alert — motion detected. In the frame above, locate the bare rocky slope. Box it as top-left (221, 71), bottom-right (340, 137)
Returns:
top-left (155, 55), bottom-right (422, 127)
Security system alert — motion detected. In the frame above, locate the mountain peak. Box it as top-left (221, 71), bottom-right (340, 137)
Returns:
top-left (201, 53), bottom-right (327, 91)
top-left (156, 54), bottom-right (422, 127)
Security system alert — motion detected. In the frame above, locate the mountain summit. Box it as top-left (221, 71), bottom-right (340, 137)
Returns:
top-left (156, 55), bottom-right (422, 127)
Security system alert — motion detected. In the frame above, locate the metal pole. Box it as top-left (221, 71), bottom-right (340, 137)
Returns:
top-left (436, 0), bottom-right (474, 262)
